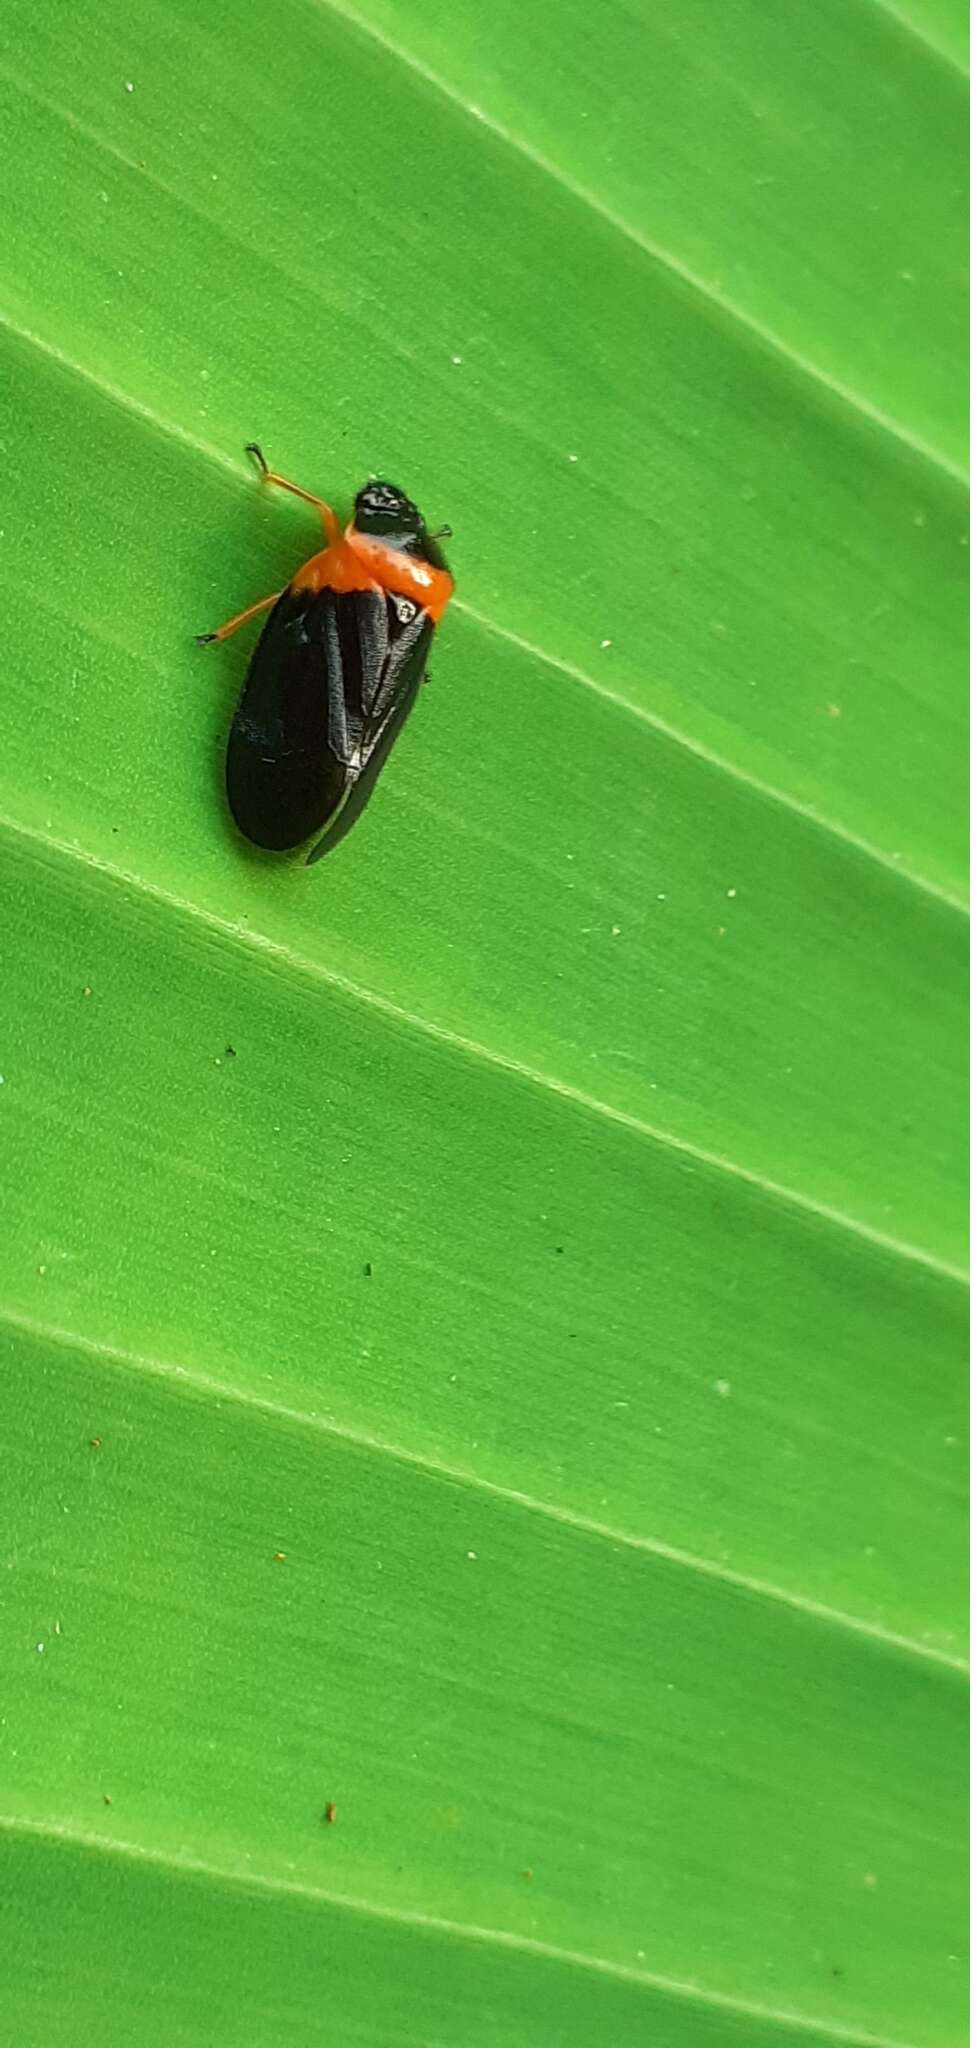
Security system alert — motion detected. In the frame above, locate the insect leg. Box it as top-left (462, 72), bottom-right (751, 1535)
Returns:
top-left (195, 590), bottom-right (281, 645)
top-left (245, 443), bottom-right (341, 544)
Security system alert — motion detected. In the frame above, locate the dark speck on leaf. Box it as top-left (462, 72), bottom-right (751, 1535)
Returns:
top-left (363, 1262), bottom-right (373, 1277)
top-left (225, 1045), bottom-right (237, 1059)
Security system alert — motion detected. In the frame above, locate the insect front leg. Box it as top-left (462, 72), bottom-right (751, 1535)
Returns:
top-left (245, 443), bottom-right (341, 545)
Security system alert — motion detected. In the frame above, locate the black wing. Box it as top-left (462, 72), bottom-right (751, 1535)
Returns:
top-left (305, 592), bottom-right (434, 864)
top-left (226, 586), bottom-right (433, 858)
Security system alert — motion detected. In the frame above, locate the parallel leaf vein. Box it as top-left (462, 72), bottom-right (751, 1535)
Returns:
top-left (5, 805), bottom-right (970, 1292)
top-left (0, 1815), bottom-right (933, 2048)
top-left (312, 0), bottom-right (970, 495)
top-left (864, 0), bottom-right (970, 82)
top-left (6, 801), bottom-right (970, 1295)
top-left (7, 1302), bottom-right (970, 1681)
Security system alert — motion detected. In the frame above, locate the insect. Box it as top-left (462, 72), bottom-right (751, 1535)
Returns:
top-left (197, 446), bottom-right (454, 863)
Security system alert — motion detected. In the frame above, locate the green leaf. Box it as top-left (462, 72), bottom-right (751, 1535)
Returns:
top-left (2, 2), bottom-right (968, 2043)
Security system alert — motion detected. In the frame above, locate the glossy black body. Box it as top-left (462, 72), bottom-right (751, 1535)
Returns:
top-left (225, 481), bottom-right (448, 864)
top-left (353, 480), bottom-right (450, 571)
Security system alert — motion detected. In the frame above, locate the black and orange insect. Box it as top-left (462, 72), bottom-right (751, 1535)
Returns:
top-left (197, 446), bottom-right (454, 864)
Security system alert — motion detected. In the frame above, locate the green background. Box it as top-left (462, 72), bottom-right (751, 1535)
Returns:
top-left (2, 1), bottom-right (969, 2041)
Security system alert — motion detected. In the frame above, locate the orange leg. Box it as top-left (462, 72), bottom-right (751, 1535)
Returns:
top-left (195, 589), bottom-right (282, 646)
top-left (246, 442), bottom-right (341, 544)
